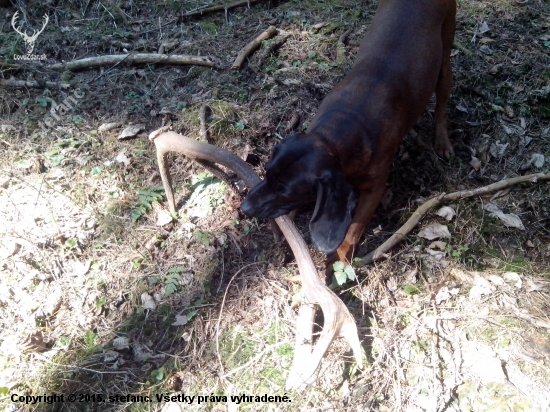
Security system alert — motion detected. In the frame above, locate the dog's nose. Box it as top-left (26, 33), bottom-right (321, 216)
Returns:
top-left (240, 197), bottom-right (255, 216)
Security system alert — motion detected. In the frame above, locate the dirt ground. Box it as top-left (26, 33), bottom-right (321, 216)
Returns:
top-left (0, 0), bottom-right (549, 411)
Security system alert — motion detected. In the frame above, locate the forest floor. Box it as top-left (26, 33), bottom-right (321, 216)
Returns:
top-left (0, 0), bottom-right (549, 411)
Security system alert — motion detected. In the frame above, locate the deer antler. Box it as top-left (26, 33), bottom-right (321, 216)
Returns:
top-left (11, 12), bottom-right (26, 38)
top-left (32, 14), bottom-right (50, 41)
top-left (149, 128), bottom-right (363, 390)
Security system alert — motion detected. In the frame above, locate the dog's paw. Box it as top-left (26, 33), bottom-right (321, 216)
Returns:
top-left (435, 137), bottom-right (454, 159)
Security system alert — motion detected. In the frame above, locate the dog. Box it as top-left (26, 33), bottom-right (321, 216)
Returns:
top-left (241, 0), bottom-right (456, 264)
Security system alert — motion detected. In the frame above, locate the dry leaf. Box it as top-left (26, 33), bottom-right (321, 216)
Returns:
top-left (469, 273), bottom-right (495, 301)
top-left (461, 341), bottom-right (507, 383)
top-left (456, 103), bottom-right (468, 113)
top-left (488, 275), bottom-right (505, 286)
top-left (418, 222), bottom-right (452, 240)
top-left (436, 287), bottom-right (451, 304)
top-left (503, 272), bottom-right (522, 289)
top-left (156, 209), bottom-right (173, 226)
top-left (103, 350), bottom-right (120, 362)
top-left (428, 241), bottom-right (447, 250)
top-left (520, 153), bottom-right (545, 170)
top-left (98, 122), bottom-right (122, 132)
top-left (113, 337), bottom-right (130, 350)
top-left (489, 141), bottom-right (509, 158)
top-left (479, 37), bottom-right (495, 44)
top-left (484, 203), bottom-right (525, 230)
top-left (115, 152), bottom-right (130, 166)
top-left (141, 293), bottom-right (157, 310)
top-left (470, 156), bottom-right (482, 171)
top-left (479, 21), bottom-right (490, 34)
top-left (118, 124), bottom-right (145, 140)
top-left (172, 314), bottom-right (188, 326)
top-left (436, 206), bottom-right (456, 221)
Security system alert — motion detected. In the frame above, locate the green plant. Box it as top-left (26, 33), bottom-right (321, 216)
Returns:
top-left (84, 330), bottom-right (98, 351)
top-left (332, 261), bottom-right (356, 286)
top-left (130, 186), bottom-right (165, 222)
top-left (194, 230), bottom-right (210, 247)
top-left (36, 97), bottom-right (49, 107)
top-left (446, 244), bottom-right (470, 261)
top-left (401, 284), bottom-right (420, 295)
top-left (64, 238), bottom-right (78, 249)
top-left (151, 367), bottom-right (165, 382)
top-left (133, 258), bottom-right (143, 270)
top-left (90, 166), bottom-right (103, 176)
top-left (165, 267), bottom-right (185, 296)
top-left (44, 150), bottom-right (64, 166)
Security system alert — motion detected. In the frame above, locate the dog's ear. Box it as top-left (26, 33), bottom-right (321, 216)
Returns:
top-left (309, 171), bottom-right (357, 254)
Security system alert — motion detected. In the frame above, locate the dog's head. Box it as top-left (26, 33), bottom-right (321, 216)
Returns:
top-left (241, 134), bottom-right (357, 253)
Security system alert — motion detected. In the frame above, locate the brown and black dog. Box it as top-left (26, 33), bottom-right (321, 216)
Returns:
top-left (241, 0), bottom-right (456, 264)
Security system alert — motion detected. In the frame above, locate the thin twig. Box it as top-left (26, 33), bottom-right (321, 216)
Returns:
top-left (354, 172), bottom-right (550, 266)
top-left (182, 0), bottom-right (261, 18)
top-left (0, 62), bottom-right (20, 70)
top-left (0, 79), bottom-right (72, 89)
top-left (88, 53), bottom-right (133, 84)
top-left (34, 353), bottom-right (128, 374)
top-left (336, 28), bottom-right (352, 64)
top-left (221, 340), bottom-right (290, 378)
top-left (48, 53), bottom-right (221, 71)
top-left (255, 34), bottom-right (289, 68)
top-left (199, 105), bottom-right (210, 142)
top-left (232, 26), bottom-right (278, 70)
top-left (453, 40), bottom-right (475, 56)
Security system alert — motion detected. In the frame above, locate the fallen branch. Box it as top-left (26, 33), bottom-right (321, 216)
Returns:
top-left (255, 34), bottom-right (289, 68)
top-left (48, 53), bottom-right (221, 71)
top-left (453, 40), bottom-right (475, 56)
top-left (0, 79), bottom-right (72, 89)
top-left (149, 127), bottom-right (363, 390)
top-left (199, 105), bottom-right (211, 142)
top-left (182, 0), bottom-right (262, 20)
top-left (336, 28), bottom-right (352, 64)
top-left (232, 26), bottom-right (278, 70)
top-left (0, 62), bottom-right (19, 70)
top-left (355, 172), bottom-right (550, 266)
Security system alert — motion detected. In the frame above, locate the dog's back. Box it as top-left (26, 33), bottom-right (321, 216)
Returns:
top-left (308, 0), bottom-right (456, 189)
top-left (242, 0), bottom-right (456, 261)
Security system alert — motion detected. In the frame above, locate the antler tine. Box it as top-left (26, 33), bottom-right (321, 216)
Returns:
top-left (11, 11), bottom-right (24, 37)
top-left (28, 14), bottom-right (49, 42)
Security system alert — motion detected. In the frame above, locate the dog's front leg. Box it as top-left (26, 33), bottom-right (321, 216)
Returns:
top-left (328, 182), bottom-right (387, 270)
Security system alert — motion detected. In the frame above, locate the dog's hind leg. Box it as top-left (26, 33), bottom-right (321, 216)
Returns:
top-left (434, 1), bottom-right (456, 159)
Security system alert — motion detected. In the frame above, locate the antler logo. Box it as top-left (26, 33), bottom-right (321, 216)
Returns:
top-left (11, 11), bottom-right (49, 55)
